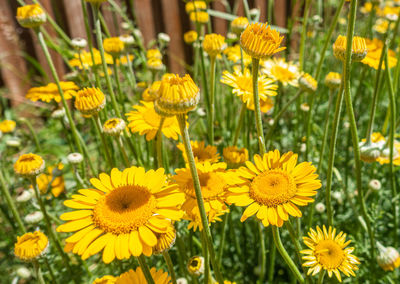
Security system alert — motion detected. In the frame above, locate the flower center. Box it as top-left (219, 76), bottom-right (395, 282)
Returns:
top-left (249, 170), bottom-right (296, 207)
top-left (20, 156), bottom-right (35, 162)
top-left (236, 76), bottom-right (252, 93)
top-left (314, 240), bottom-right (345, 269)
top-left (92, 186), bottom-right (156, 234)
top-left (185, 172), bottom-right (226, 200)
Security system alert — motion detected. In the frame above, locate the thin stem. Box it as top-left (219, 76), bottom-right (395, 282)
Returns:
top-left (19, 118), bottom-right (42, 152)
top-left (242, 0), bottom-right (251, 20)
top-left (272, 227), bottom-right (304, 284)
top-left (251, 58), bottom-right (266, 154)
top-left (209, 57), bottom-right (216, 145)
top-left (267, 234), bottom-right (276, 283)
top-left (201, 231), bottom-right (211, 284)
top-left (137, 255), bottom-right (155, 284)
top-left (0, 170), bottom-right (26, 234)
top-left (304, 90), bottom-right (316, 160)
top-left (112, 61), bottom-right (127, 114)
top-left (257, 222), bottom-right (266, 284)
top-left (156, 118), bottom-right (165, 168)
top-left (117, 135), bottom-right (130, 167)
top-left (299, 0), bottom-right (311, 70)
top-left (233, 103), bottom-right (246, 146)
top-left (317, 270), bottom-right (325, 284)
top-left (44, 257), bottom-right (57, 284)
top-left (93, 115), bottom-right (114, 168)
top-left (385, 46), bottom-right (398, 246)
top-left (125, 51), bottom-right (137, 90)
top-left (216, 213), bottom-right (228, 269)
top-left (163, 251), bottom-right (177, 284)
top-left (33, 260), bottom-right (45, 284)
top-left (176, 114), bottom-right (224, 283)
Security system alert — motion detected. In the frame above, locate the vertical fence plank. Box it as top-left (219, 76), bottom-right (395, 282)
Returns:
top-left (160, 0), bottom-right (185, 73)
top-left (212, 1), bottom-right (228, 35)
top-left (133, 0), bottom-right (156, 46)
top-left (62, 0), bottom-right (86, 39)
top-left (274, 0), bottom-right (287, 28)
top-left (0, 0), bottom-right (30, 107)
top-left (254, 0), bottom-right (267, 22)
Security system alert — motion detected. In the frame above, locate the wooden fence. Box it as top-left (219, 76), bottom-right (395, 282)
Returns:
top-left (0, 0), bottom-right (295, 108)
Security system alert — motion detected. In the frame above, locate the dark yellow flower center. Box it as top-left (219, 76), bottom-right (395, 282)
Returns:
top-left (249, 170), bottom-right (296, 207)
top-left (20, 156), bottom-right (36, 162)
top-left (93, 186), bottom-right (156, 234)
top-left (314, 240), bottom-right (345, 269)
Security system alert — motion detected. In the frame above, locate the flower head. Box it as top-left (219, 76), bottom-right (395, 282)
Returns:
top-left (377, 243), bottom-right (400, 271)
top-left (116, 267), bottom-right (171, 284)
top-left (262, 58), bottom-right (300, 86)
top-left (93, 275), bottom-right (116, 284)
top-left (231, 17), bottom-right (249, 35)
top-left (299, 73), bottom-right (318, 93)
top-left (223, 45), bottom-right (252, 66)
top-left (57, 167), bottom-right (184, 263)
top-left (0, 120), bottom-right (16, 133)
top-left (147, 58), bottom-right (164, 71)
top-left (14, 153), bottom-right (45, 177)
top-left (26, 81), bottom-right (79, 103)
top-left (35, 164), bottom-right (65, 197)
top-left (147, 49), bottom-right (162, 60)
top-left (14, 231), bottom-right (49, 261)
top-left (75, 87), bottom-right (106, 115)
top-left (69, 48), bottom-right (113, 70)
top-left (301, 226), bottom-right (360, 282)
top-left (103, 118), bottom-right (126, 136)
top-left (240, 23), bottom-right (285, 59)
top-left (155, 74), bottom-right (200, 116)
top-left (184, 31), bottom-right (198, 44)
top-left (333, 35), bottom-right (368, 62)
top-left (16, 4), bottom-right (46, 28)
top-left (177, 140), bottom-right (220, 164)
top-left (361, 38), bottom-right (397, 70)
top-left (188, 256), bottom-right (205, 276)
top-left (190, 11), bottom-right (209, 24)
top-left (103, 37), bottom-right (125, 56)
top-left (185, 1), bottom-right (207, 13)
top-left (154, 222), bottom-right (176, 254)
top-left (203, 34), bottom-right (226, 58)
top-left (71, 38), bottom-right (87, 50)
top-left (67, 153), bottom-right (84, 164)
top-left (25, 211), bottom-right (44, 224)
top-left (126, 101), bottom-right (181, 141)
top-left (325, 72), bottom-right (341, 89)
top-left (226, 150), bottom-right (321, 227)
top-left (223, 146), bottom-right (249, 168)
top-left (120, 34), bottom-right (135, 45)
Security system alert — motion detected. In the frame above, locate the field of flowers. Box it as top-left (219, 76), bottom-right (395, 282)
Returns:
top-left (1, 0), bottom-right (400, 283)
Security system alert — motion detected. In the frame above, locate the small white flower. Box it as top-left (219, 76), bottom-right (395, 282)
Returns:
top-left (332, 191), bottom-right (343, 203)
top-left (51, 108), bottom-right (66, 119)
top-left (121, 22), bottom-right (130, 30)
top-left (344, 122), bottom-right (350, 129)
top-left (67, 153), bottom-right (83, 164)
top-left (227, 32), bottom-right (238, 40)
top-left (368, 179), bottom-right (381, 191)
top-left (120, 34), bottom-right (135, 45)
top-left (71, 37), bottom-right (87, 49)
top-left (249, 8), bottom-right (259, 17)
top-left (386, 13), bottom-right (398, 22)
top-left (176, 278), bottom-right (188, 284)
top-left (300, 103), bottom-right (310, 112)
top-left (315, 202), bottom-right (326, 213)
top-left (16, 189), bottom-right (34, 203)
top-left (196, 107), bottom-right (206, 117)
top-left (158, 33), bottom-right (170, 44)
top-left (6, 137), bottom-right (21, 147)
top-left (16, 267), bottom-right (31, 279)
top-left (300, 143), bottom-right (307, 153)
top-left (25, 211), bottom-right (44, 224)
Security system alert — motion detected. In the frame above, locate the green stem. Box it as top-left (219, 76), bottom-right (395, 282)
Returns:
top-left (209, 57), bottom-right (216, 145)
top-left (299, 0), bottom-right (311, 70)
top-left (267, 0), bottom-right (273, 24)
top-left (267, 234), bottom-right (276, 283)
top-left (44, 257), bottom-right (57, 284)
top-left (216, 213), bottom-right (228, 269)
top-left (19, 118), bottom-right (42, 152)
top-left (113, 61), bottom-right (127, 114)
top-left (176, 114), bottom-right (224, 284)
top-left (162, 251), bottom-right (177, 284)
top-left (201, 231), bottom-right (211, 284)
top-left (117, 135), bottom-right (130, 167)
top-left (125, 51), bottom-right (137, 91)
top-left (233, 103), bottom-right (246, 146)
top-left (251, 58), bottom-right (266, 154)
top-left (137, 255), bottom-right (155, 284)
top-left (0, 170), bottom-right (26, 234)
top-left (92, 5), bottom-right (122, 118)
top-left (285, 221), bottom-right (303, 265)
top-left (304, 91), bottom-right (316, 160)
top-left (93, 115), bottom-right (114, 168)
top-left (156, 118), bottom-right (165, 168)
top-left (385, 46), bottom-right (398, 247)
top-left (272, 227), bottom-right (304, 284)
top-left (257, 222), bottom-right (266, 284)
top-left (242, 0), bottom-right (251, 20)
top-left (343, 0), bottom-right (376, 260)
top-left (317, 270), bottom-right (325, 284)
top-left (33, 260), bottom-right (45, 284)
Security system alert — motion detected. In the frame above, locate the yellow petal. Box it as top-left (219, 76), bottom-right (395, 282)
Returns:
top-left (65, 225), bottom-right (95, 243)
top-left (56, 217), bottom-right (93, 233)
top-left (60, 210), bottom-right (92, 221)
top-left (139, 226), bottom-right (157, 247)
top-left (82, 233), bottom-right (111, 260)
top-left (102, 234), bottom-right (116, 263)
top-left (129, 230), bottom-right (142, 256)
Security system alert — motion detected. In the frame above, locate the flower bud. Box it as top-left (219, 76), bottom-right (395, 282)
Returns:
top-left (368, 179), bottom-right (381, 191)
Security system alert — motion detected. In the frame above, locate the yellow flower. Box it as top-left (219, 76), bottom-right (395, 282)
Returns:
top-left (14, 153), bottom-right (45, 177)
top-left (231, 17), bottom-right (249, 35)
top-left (223, 45), bottom-right (252, 66)
top-left (155, 74), bottom-right (200, 116)
top-left (203, 34), bottom-right (227, 58)
top-left (361, 38), bottom-right (397, 70)
top-left (103, 37), bottom-right (125, 56)
top-left (185, 1), bottom-right (207, 13)
top-left (36, 164), bottom-right (65, 197)
top-left (333, 35), bottom-right (368, 62)
top-left (143, 81), bottom-right (162, 101)
top-left (154, 222), bottom-right (176, 254)
top-left (190, 11), bottom-right (209, 24)
top-left (324, 72), bottom-right (341, 89)
top-left (103, 118), bottom-right (126, 136)
top-left (57, 167), bottom-right (184, 263)
top-left (93, 275), bottom-right (116, 284)
top-left (223, 146), bottom-right (249, 168)
top-left (0, 119), bottom-right (16, 133)
top-left (240, 23), bottom-right (285, 59)
top-left (184, 31), bottom-right (198, 44)
top-left (75, 87), bottom-right (106, 115)
top-left (373, 19), bottom-right (394, 34)
top-left (187, 256), bottom-right (204, 276)
top-left (298, 73), bottom-right (318, 93)
top-left (177, 140), bottom-right (220, 164)
top-left (26, 81), bottom-right (79, 103)
top-left (301, 226), bottom-right (360, 282)
top-left (377, 244), bottom-right (400, 271)
top-left (146, 49), bottom-right (162, 60)
top-left (174, 162), bottom-right (229, 230)
top-left (226, 150), bottom-right (321, 227)
top-left (361, 132), bottom-right (400, 165)
top-left (14, 231), bottom-right (49, 261)
top-left (262, 58), bottom-right (300, 87)
top-left (16, 4), bottom-right (46, 28)
top-left (116, 54), bottom-right (135, 66)
top-left (116, 267), bottom-right (171, 284)
top-left (69, 48), bottom-right (113, 70)
top-left (126, 101), bottom-right (181, 141)
top-left (221, 68), bottom-right (277, 111)
top-left (147, 58), bottom-right (164, 71)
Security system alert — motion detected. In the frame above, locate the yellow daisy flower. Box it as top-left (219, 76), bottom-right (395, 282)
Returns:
top-left (174, 162), bottom-right (229, 230)
top-left (189, 11), bottom-right (209, 24)
top-left (298, 73), bottom-right (318, 93)
top-left (93, 275), bottom-right (116, 284)
top-left (75, 87), bottom-right (106, 115)
top-left (103, 37), bottom-right (125, 56)
top-left (177, 140), bottom-right (220, 164)
top-left (221, 68), bottom-right (277, 111)
top-left (223, 146), bottom-right (248, 168)
top-left (262, 58), bottom-right (300, 87)
top-left (184, 31), bottom-right (198, 44)
top-left (203, 33), bottom-right (226, 58)
top-left (146, 49), bottom-right (162, 60)
top-left (231, 17), bottom-right (249, 35)
top-left (324, 72), bottom-right (341, 89)
top-left (25, 81), bottom-right (79, 103)
top-left (301, 226), bottom-right (360, 282)
top-left (14, 231), bottom-right (49, 261)
top-left (333, 35), bottom-right (368, 62)
top-left (223, 45), bottom-right (252, 67)
top-left (0, 119), bottom-right (16, 133)
top-left (185, 1), bottom-right (207, 13)
top-left (116, 267), bottom-right (171, 283)
top-left (226, 150), bottom-right (321, 227)
top-left (57, 167), bottom-right (184, 263)
top-left (14, 153), bottom-right (45, 177)
top-left (35, 163), bottom-right (65, 197)
top-left (361, 38), bottom-right (397, 70)
top-left (69, 48), bottom-right (113, 70)
top-left (16, 4), bottom-right (46, 28)
top-left (125, 101), bottom-right (181, 141)
top-left (187, 256), bottom-right (204, 275)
